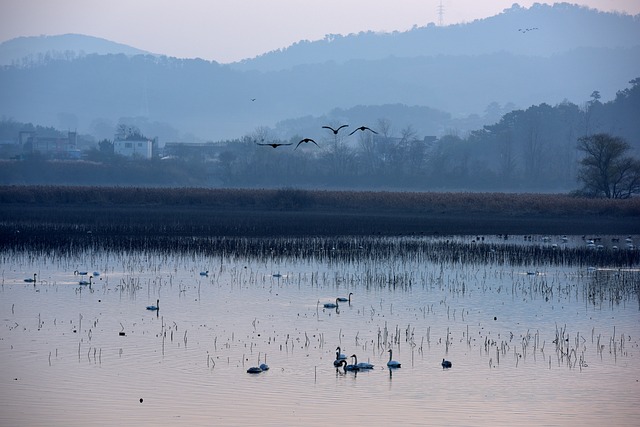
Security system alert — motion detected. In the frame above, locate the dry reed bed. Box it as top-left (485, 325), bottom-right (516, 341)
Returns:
top-left (1, 185), bottom-right (639, 216)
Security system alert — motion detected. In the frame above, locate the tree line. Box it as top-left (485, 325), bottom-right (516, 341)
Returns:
top-left (1, 79), bottom-right (638, 197)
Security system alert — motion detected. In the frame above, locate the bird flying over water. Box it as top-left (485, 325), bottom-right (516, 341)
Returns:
top-left (349, 126), bottom-right (378, 135)
top-left (322, 125), bottom-right (349, 135)
top-left (256, 142), bottom-right (293, 148)
top-left (295, 138), bottom-right (319, 150)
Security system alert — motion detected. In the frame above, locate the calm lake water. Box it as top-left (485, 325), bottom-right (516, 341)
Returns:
top-left (1, 235), bottom-right (638, 426)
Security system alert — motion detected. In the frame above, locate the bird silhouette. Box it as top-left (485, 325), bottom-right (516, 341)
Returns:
top-left (295, 138), bottom-right (319, 150)
top-left (349, 126), bottom-right (378, 135)
top-left (256, 142), bottom-right (293, 148)
top-left (322, 125), bottom-right (349, 134)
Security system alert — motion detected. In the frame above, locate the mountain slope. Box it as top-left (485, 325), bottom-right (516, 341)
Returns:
top-left (0, 33), bottom-right (152, 66)
top-left (231, 3), bottom-right (640, 72)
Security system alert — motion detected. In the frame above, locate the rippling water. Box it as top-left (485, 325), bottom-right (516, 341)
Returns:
top-left (1, 235), bottom-right (638, 426)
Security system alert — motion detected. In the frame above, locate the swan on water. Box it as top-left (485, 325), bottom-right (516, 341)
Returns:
top-left (337, 358), bottom-right (359, 372)
top-left (79, 276), bottom-right (93, 286)
top-left (146, 299), bottom-right (159, 311)
top-left (336, 292), bottom-right (353, 303)
top-left (442, 358), bottom-right (452, 368)
top-left (351, 354), bottom-right (374, 370)
top-left (387, 349), bottom-right (401, 368)
top-left (333, 347), bottom-right (347, 366)
top-left (323, 298), bottom-right (339, 309)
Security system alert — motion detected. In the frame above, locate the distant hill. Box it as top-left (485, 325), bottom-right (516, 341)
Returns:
top-left (231, 3), bottom-right (640, 72)
top-left (0, 33), bottom-right (152, 66)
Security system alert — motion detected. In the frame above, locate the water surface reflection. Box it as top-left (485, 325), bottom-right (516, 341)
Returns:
top-left (1, 235), bottom-right (638, 426)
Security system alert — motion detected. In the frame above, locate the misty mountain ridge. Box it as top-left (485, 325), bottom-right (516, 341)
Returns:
top-left (0, 3), bottom-right (638, 143)
top-left (0, 33), bottom-right (153, 66)
top-left (231, 2), bottom-right (640, 71)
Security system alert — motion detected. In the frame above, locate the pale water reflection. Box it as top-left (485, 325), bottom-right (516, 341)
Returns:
top-left (0, 235), bottom-right (638, 426)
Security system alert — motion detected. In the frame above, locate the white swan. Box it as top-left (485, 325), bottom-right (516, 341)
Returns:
top-left (337, 357), bottom-right (359, 372)
top-left (79, 276), bottom-right (93, 286)
top-left (333, 347), bottom-right (347, 366)
top-left (387, 349), bottom-right (401, 368)
top-left (353, 354), bottom-right (374, 370)
top-left (323, 298), bottom-right (339, 309)
top-left (337, 292), bottom-right (353, 303)
top-left (146, 299), bottom-right (159, 311)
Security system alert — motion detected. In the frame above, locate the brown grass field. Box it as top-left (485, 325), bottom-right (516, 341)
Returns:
top-left (0, 185), bottom-right (638, 237)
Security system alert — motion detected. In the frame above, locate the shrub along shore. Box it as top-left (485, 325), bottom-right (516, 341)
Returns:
top-left (1, 185), bottom-right (638, 240)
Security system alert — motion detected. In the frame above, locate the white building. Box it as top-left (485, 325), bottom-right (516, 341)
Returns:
top-left (114, 139), bottom-right (153, 159)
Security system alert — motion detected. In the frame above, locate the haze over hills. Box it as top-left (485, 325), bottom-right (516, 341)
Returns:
top-left (0, 3), bottom-right (638, 143)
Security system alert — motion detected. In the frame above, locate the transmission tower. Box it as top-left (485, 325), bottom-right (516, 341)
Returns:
top-left (437, 1), bottom-right (445, 26)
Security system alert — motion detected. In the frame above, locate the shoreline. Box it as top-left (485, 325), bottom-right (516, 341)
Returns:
top-left (1, 203), bottom-right (638, 237)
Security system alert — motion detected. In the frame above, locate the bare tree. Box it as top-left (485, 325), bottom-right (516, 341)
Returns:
top-left (577, 133), bottom-right (640, 198)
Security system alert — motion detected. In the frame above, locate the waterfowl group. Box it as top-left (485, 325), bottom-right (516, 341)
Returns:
top-left (255, 124), bottom-right (378, 151)
top-left (247, 359), bottom-right (270, 374)
top-left (334, 350), bottom-right (453, 373)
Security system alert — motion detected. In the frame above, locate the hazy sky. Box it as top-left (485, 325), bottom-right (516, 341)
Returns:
top-left (1, 0), bottom-right (638, 63)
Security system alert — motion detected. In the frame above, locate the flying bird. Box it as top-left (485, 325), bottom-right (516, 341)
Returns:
top-left (349, 126), bottom-right (378, 135)
top-left (322, 125), bottom-right (349, 134)
top-left (295, 138), bottom-right (319, 150)
top-left (256, 142), bottom-right (293, 148)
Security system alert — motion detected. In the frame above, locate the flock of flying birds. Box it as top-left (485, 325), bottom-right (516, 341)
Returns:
top-left (255, 124), bottom-right (378, 150)
top-left (254, 26), bottom-right (540, 150)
